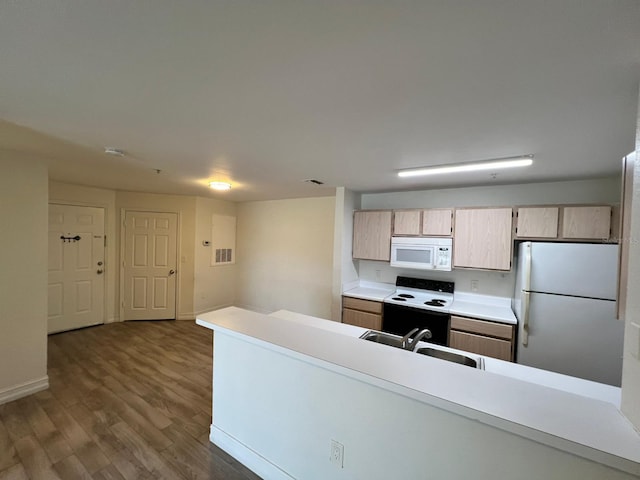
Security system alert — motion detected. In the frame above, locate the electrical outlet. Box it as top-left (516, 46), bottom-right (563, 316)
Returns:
top-left (471, 279), bottom-right (479, 292)
top-left (329, 440), bottom-right (344, 468)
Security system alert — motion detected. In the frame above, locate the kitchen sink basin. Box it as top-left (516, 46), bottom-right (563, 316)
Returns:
top-left (359, 331), bottom-right (404, 348)
top-left (360, 330), bottom-right (484, 369)
top-left (416, 347), bottom-right (481, 369)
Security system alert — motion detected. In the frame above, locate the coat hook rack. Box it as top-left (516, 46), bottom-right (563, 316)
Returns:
top-left (60, 235), bottom-right (81, 243)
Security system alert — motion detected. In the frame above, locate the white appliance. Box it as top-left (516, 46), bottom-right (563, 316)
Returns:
top-left (390, 237), bottom-right (452, 271)
top-left (383, 277), bottom-right (454, 345)
top-left (512, 241), bottom-right (625, 386)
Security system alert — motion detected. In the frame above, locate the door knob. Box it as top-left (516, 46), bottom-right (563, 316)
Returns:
top-left (97, 269), bottom-right (104, 274)
top-left (169, 269), bottom-right (176, 276)
top-left (97, 261), bottom-right (103, 266)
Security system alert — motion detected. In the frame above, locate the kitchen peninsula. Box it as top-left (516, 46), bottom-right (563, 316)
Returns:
top-left (196, 307), bottom-right (640, 480)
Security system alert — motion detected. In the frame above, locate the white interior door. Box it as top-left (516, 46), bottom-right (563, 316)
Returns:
top-left (123, 211), bottom-right (178, 320)
top-left (48, 204), bottom-right (105, 334)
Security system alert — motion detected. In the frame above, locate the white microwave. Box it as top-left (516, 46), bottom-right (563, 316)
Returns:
top-left (390, 237), bottom-right (453, 271)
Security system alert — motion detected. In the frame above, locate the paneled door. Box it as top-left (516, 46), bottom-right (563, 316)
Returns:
top-left (48, 204), bottom-right (105, 333)
top-left (123, 211), bottom-right (178, 320)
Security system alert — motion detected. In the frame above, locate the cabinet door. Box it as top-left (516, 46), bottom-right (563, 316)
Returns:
top-left (342, 308), bottom-right (382, 330)
top-left (449, 330), bottom-right (512, 361)
top-left (453, 208), bottom-right (513, 270)
top-left (515, 207), bottom-right (559, 238)
top-left (393, 210), bottom-right (421, 236)
top-left (561, 206), bottom-right (611, 240)
top-left (422, 209), bottom-right (453, 236)
top-left (352, 210), bottom-right (392, 261)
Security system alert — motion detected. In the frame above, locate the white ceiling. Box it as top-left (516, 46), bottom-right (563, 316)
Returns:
top-left (1, 1), bottom-right (639, 202)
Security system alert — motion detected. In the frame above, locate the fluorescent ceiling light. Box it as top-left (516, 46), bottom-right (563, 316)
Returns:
top-left (209, 181), bottom-right (232, 191)
top-left (398, 155), bottom-right (534, 178)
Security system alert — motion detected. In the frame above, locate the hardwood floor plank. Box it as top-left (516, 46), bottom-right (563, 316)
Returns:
top-left (35, 394), bottom-right (111, 474)
top-left (0, 463), bottom-right (29, 480)
top-left (109, 422), bottom-right (181, 480)
top-left (20, 397), bottom-right (74, 464)
top-left (91, 464), bottom-right (126, 480)
top-left (67, 405), bottom-right (125, 460)
top-left (13, 435), bottom-right (62, 480)
top-left (53, 454), bottom-right (93, 480)
top-left (0, 401), bottom-right (33, 442)
top-left (0, 416), bottom-right (19, 472)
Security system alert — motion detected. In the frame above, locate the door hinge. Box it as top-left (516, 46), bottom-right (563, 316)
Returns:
top-left (104, 235), bottom-right (107, 247)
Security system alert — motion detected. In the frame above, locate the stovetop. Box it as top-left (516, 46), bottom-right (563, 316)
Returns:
top-left (383, 277), bottom-right (455, 313)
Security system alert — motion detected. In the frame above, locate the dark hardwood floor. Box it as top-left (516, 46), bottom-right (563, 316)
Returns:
top-left (0, 321), bottom-right (262, 480)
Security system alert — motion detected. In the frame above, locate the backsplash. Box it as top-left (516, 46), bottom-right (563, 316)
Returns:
top-left (358, 260), bottom-right (516, 298)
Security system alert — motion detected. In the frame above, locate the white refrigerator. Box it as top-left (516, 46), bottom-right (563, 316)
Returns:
top-left (512, 242), bottom-right (625, 386)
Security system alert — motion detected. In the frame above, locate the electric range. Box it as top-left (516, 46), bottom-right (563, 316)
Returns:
top-left (382, 276), bottom-right (455, 346)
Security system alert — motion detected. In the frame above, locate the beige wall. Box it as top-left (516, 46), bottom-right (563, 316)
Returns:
top-left (194, 196), bottom-right (237, 315)
top-left (236, 196), bottom-right (336, 318)
top-left (0, 156), bottom-right (49, 403)
top-left (621, 88), bottom-right (640, 429)
top-left (115, 191), bottom-right (197, 320)
top-left (331, 188), bottom-right (361, 321)
top-left (49, 181), bottom-right (118, 322)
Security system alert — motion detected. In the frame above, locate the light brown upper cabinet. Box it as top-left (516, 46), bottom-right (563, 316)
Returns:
top-left (352, 210), bottom-right (393, 261)
top-left (393, 208), bottom-right (453, 236)
top-left (393, 210), bottom-right (421, 236)
top-left (454, 208), bottom-right (513, 271)
top-left (422, 208), bottom-right (453, 236)
top-left (515, 207), bottom-right (559, 238)
top-left (561, 206), bottom-right (611, 240)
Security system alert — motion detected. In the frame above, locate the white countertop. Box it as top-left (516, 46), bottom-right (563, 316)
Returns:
top-left (197, 307), bottom-right (640, 476)
top-left (342, 280), bottom-right (395, 302)
top-left (449, 292), bottom-right (517, 325)
top-left (342, 281), bottom-right (517, 325)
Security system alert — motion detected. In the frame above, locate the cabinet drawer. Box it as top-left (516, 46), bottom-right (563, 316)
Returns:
top-left (450, 315), bottom-right (513, 340)
top-left (449, 331), bottom-right (512, 361)
top-left (342, 296), bottom-right (383, 314)
top-left (342, 308), bottom-right (382, 330)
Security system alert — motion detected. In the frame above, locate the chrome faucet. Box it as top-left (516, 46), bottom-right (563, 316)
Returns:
top-left (401, 328), bottom-right (432, 351)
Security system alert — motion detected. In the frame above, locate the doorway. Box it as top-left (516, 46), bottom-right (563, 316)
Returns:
top-left (48, 204), bottom-right (106, 333)
top-left (122, 210), bottom-right (178, 320)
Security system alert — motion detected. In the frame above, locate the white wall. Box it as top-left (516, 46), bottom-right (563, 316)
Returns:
top-left (358, 177), bottom-right (621, 297)
top-left (115, 191), bottom-right (197, 320)
top-left (236, 196), bottom-right (336, 317)
top-left (49, 181), bottom-right (118, 322)
top-left (331, 188), bottom-right (361, 321)
top-left (621, 88), bottom-right (640, 430)
top-left (194, 196), bottom-right (237, 315)
top-left (0, 157), bottom-right (49, 403)
top-left (212, 332), bottom-right (636, 480)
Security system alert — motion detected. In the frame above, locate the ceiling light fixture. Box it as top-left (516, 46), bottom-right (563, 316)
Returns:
top-left (398, 155), bottom-right (534, 178)
top-left (209, 181), bottom-right (232, 191)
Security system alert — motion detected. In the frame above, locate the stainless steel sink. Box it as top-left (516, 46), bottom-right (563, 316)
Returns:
top-left (359, 331), bottom-right (404, 348)
top-left (416, 347), bottom-right (480, 368)
top-left (360, 330), bottom-right (484, 369)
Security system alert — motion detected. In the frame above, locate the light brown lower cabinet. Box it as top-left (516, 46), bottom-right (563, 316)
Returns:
top-left (342, 296), bottom-right (382, 330)
top-left (449, 315), bottom-right (515, 361)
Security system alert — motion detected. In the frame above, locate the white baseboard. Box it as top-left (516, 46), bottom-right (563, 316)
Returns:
top-left (177, 312), bottom-right (196, 321)
top-left (210, 424), bottom-right (295, 480)
top-left (106, 315), bottom-right (120, 324)
top-left (0, 376), bottom-right (49, 406)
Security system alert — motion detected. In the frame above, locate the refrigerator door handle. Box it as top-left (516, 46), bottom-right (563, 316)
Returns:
top-left (522, 291), bottom-right (531, 346)
top-left (523, 243), bottom-right (532, 291)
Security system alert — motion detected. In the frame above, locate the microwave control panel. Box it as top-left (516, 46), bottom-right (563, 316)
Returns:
top-left (436, 247), bottom-right (451, 266)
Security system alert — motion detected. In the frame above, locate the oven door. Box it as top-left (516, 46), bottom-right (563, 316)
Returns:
top-left (390, 244), bottom-right (436, 269)
top-left (382, 303), bottom-right (450, 346)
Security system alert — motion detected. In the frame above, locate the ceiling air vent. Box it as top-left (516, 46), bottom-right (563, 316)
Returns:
top-left (304, 179), bottom-right (325, 185)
